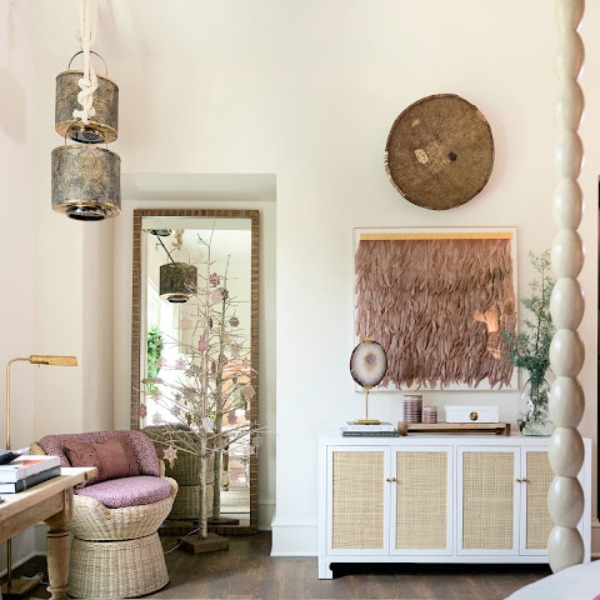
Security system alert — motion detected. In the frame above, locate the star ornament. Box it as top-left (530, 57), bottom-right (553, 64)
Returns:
top-left (349, 339), bottom-right (388, 388)
top-left (163, 444), bottom-right (178, 468)
top-left (243, 384), bottom-right (256, 400)
top-left (210, 290), bottom-right (224, 305)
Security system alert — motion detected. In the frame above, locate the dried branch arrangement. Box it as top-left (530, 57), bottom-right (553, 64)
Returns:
top-left (141, 231), bottom-right (259, 542)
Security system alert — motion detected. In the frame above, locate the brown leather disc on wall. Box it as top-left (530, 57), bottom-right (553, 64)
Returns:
top-left (384, 94), bottom-right (494, 210)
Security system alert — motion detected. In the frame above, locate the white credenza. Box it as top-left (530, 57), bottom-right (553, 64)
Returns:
top-left (318, 434), bottom-right (591, 579)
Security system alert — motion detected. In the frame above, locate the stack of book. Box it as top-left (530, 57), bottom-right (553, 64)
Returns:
top-left (0, 454), bottom-right (61, 493)
top-left (340, 421), bottom-right (399, 437)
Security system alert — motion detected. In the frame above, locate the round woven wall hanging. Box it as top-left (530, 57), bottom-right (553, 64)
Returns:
top-left (385, 94), bottom-right (494, 210)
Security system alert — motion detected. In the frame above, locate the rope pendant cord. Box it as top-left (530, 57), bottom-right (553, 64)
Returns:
top-left (72, 0), bottom-right (98, 124)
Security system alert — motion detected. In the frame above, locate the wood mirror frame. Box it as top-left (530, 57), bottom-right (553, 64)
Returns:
top-left (131, 208), bottom-right (260, 534)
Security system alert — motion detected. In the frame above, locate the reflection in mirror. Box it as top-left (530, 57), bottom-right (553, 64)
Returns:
top-left (131, 209), bottom-right (259, 534)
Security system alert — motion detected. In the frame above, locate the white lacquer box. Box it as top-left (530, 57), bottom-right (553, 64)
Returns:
top-left (444, 405), bottom-right (499, 423)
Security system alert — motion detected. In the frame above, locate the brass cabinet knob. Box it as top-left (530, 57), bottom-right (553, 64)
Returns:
top-left (469, 411), bottom-right (479, 421)
top-left (385, 477), bottom-right (397, 483)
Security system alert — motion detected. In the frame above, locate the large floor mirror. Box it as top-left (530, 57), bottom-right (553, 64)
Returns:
top-left (131, 208), bottom-right (260, 534)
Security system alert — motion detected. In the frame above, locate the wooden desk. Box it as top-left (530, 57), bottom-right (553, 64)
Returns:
top-left (0, 467), bottom-right (97, 600)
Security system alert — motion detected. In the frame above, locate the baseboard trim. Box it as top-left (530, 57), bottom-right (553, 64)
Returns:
top-left (271, 518), bottom-right (600, 559)
top-left (270, 517), bottom-right (317, 556)
top-left (0, 551), bottom-right (39, 579)
top-left (258, 501), bottom-right (275, 531)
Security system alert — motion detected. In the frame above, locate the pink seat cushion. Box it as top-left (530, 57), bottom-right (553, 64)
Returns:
top-left (75, 475), bottom-right (172, 508)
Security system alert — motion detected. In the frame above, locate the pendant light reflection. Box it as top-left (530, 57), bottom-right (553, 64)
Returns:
top-left (160, 263), bottom-right (198, 304)
top-left (150, 229), bottom-right (198, 304)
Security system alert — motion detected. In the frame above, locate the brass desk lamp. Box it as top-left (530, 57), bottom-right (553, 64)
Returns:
top-left (2, 355), bottom-right (77, 598)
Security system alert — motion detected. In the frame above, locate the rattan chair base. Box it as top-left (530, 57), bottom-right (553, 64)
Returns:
top-left (69, 532), bottom-right (169, 599)
top-left (70, 486), bottom-right (177, 541)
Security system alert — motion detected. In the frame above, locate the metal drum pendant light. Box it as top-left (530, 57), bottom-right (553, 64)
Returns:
top-left (51, 0), bottom-right (121, 221)
top-left (51, 143), bottom-right (120, 221)
top-left (160, 263), bottom-right (198, 303)
top-left (150, 229), bottom-right (198, 304)
top-left (55, 52), bottom-right (118, 145)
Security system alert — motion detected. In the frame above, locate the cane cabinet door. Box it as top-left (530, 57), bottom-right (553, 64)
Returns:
top-left (457, 446), bottom-right (520, 556)
top-left (519, 447), bottom-right (554, 555)
top-left (327, 447), bottom-right (389, 555)
top-left (392, 447), bottom-right (453, 555)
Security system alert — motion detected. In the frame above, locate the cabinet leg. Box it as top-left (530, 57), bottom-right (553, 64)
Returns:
top-left (318, 559), bottom-right (334, 579)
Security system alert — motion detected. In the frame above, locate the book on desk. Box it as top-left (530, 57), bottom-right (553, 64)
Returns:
top-left (0, 465), bottom-right (61, 493)
top-left (0, 454), bottom-right (60, 482)
top-left (0, 454), bottom-right (61, 493)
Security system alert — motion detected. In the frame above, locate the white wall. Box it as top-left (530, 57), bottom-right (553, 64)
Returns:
top-left (0, 0), bottom-right (35, 451)
top-left (0, 0), bottom-right (37, 573)
top-left (7, 0), bottom-right (599, 561)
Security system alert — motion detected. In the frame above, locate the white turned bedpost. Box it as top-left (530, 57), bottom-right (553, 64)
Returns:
top-left (547, 0), bottom-right (586, 573)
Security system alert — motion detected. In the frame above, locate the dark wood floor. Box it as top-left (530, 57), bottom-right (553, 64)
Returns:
top-left (9, 532), bottom-right (550, 600)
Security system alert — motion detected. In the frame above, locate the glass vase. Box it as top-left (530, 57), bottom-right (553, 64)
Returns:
top-left (518, 377), bottom-right (554, 436)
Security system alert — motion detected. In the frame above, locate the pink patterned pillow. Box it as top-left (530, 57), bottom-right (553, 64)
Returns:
top-left (63, 436), bottom-right (140, 487)
top-left (38, 430), bottom-right (160, 477)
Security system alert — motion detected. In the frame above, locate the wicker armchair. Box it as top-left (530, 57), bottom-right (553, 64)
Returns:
top-left (143, 425), bottom-right (214, 522)
top-left (33, 430), bottom-right (178, 599)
